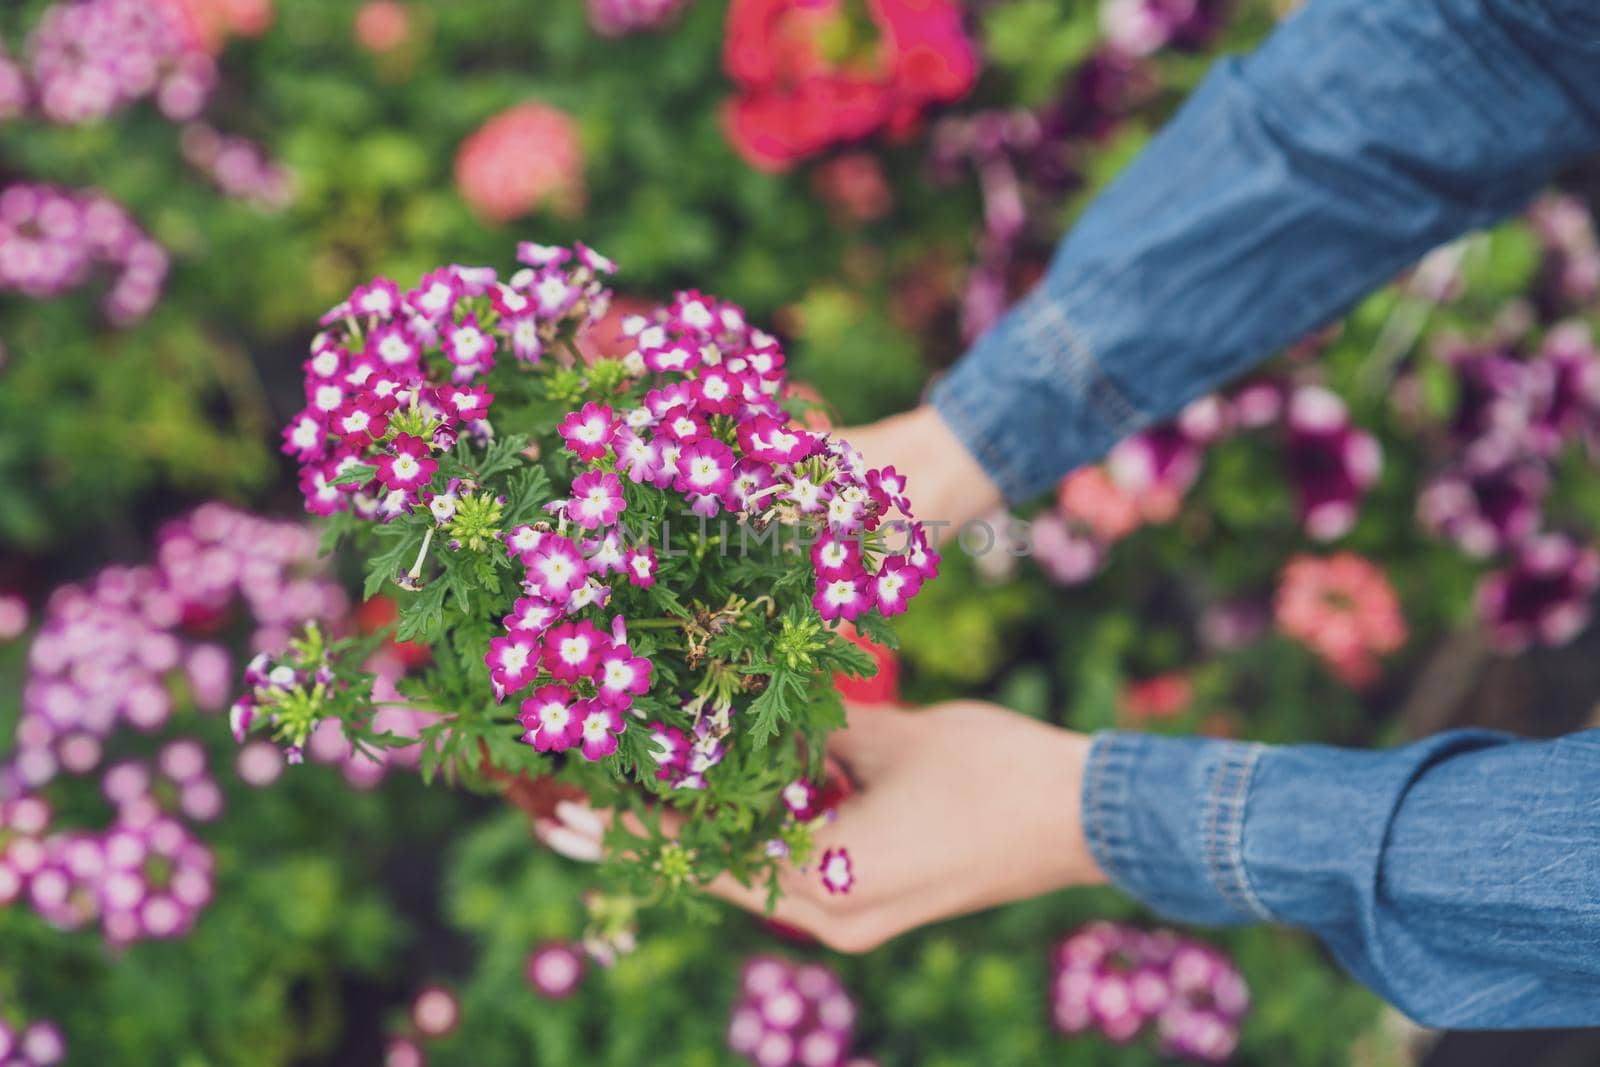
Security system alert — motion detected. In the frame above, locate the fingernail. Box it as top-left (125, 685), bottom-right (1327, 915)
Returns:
top-left (540, 823), bottom-right (603, 864)
top-left (554, 800), bottom-right (605, 837)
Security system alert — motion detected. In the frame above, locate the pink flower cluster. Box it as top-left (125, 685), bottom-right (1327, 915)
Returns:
top-left (454, 104), bottom-right (585, 224)
top-left (10, 504), bottom-right (346, 795)
top-left (0, 1008), bottom-right (64, 1067)
top-left (3, 771), bottom-right (216, 946)
top-left (727, 956), bottom-right (867, 1067)
top-left (559, 290), bottom-right (936, 613)
top-left (19, 0), bottom-right (218, 124)
top-left (1, 506), bottom-right (346, 953)
top-left (1275, 552), bottom-right (1406, 686)
top-left (587, 0), bottom-right (690, 37)
top-left (180, 122), bottom-right (293, 210)
top-left (1477, 534), bottom-right (1600, 653)
top-left (1034, 381), bottom-right (1381, 587)
top-left (1282, 384), bottom-right (1382, 541)
top-left (1421, 325), bottom-right (1600, 649)
top-left (0, 183), bottom-right (169, 325)
top-left (282, 244), bottom-right (613, 520)
top-left (1052, 921), bottom-right (1248, 1064)
top-left (505, 286), bottom-right (932, 758)
top-left (646, 712), bottom-right (729, 793)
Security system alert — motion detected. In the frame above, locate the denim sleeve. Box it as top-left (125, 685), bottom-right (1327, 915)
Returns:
top-left (1082, 729), bottom-right (1600, 1029)
top-left (931, 0), bottom-right (1600, 503)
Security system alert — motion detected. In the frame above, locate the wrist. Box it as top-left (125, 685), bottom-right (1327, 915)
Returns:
top-left (1040, 728), bottom-right (1107, 890)
top-left (864, 405), bottom-right (1003, 529)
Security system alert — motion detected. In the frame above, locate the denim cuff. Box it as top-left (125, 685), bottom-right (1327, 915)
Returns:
top-left (929, 283), bottom-right (1141, 506)
top-left (1082, 731), bottom-right (1273, 926)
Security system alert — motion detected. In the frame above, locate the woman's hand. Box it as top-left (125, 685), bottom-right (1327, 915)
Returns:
top-left (538, 701), bottom-right (1106, 953)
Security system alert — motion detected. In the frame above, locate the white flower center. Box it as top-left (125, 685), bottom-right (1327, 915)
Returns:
top-left (453, 329), bottom-right (484, 360)
top-left (379, 336), bottom-right (411, 364)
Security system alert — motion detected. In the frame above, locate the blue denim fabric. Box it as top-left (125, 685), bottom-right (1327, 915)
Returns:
top-left (931, 0), bottom-right (1600, 503)
top-left (1082, 730), bottom-right (1600, 1028)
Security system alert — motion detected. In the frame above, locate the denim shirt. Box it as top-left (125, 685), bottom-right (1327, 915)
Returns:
top-left (926, 0), bottom-right (1600, 1030)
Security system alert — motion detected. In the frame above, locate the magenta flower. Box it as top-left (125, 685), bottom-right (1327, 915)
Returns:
top-left (486, 634), bottom-right (540, 695)
top-left (871, 558), bottom-right (922, 617)
top-left (1284, 385), bottom-right (1382, 541)
top-left (376, 434), bottom-right (437, 493)
top-left (524, 536), bottom-right (588, 603)
top-left (813, 577), bottom-right (868, 622)
top-left (1418, 463), bottom-right (1548, 558)
top-left (819, 847), bottom-right (855, 894)
top-left (437, 383), bottom-right (494, 424)
top-left (729, 957), bottom-right (859, 1067)
top-left (526, 942), bottom-right (587, 999)
top-left (781, 779), bottom-right (818, 820)
top-left (615, 428), bottom-right (663, 484)
top-left (1442, 341), bottom-right (1544, 469)
top-left (595, 644), bottom-right (653, 709)
top-left (405, 268), bottom-right (463, 322)
top-left (570, 470), bottom-right (627, 530)
top-left (659, 405), bottom-right (711, 443)
top-left (368, 321), bottom-right (422, 370)
top-left (504, 596), bottom-right (561, 636)
top-left (350, 277), bottom-right (402, 319)
top-left (519, 686), bottom-right (581, 752)
top-left (542, 621), bottom-right (608, 682)
top-left (332, 395), bottom-right (391, 448)
top-left (625, 545), bottom-right (658, 587)
top-left (442, 313), bottom-right (496, 368)
top-left (738, 414), bottom-right (818, 465)
top-left (505, 523), bottom-right (548, 563)
top-left (675, 439), bottom-right (737, 498)
top-left (1051, 922), bottom-right (1247, 1064)
top-left (1478, 534), bottom-right (1600, 652)
top-left (811, 534), bottom-right (863, 581)
top-left (574, 700), bottom-right (625, 760)
top-left (281, 410), bottom-right (328, 462)
top-left (559, 401), bottom-right (618, 462)
top-left (1529, 321), bottom-right (1600, 453)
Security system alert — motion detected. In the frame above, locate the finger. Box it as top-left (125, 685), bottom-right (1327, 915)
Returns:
top-left (533, 818), bottom-right (603, 863)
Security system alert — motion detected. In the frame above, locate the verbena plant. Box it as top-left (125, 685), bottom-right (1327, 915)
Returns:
top-left (232, 242), bottom-right (936, 929)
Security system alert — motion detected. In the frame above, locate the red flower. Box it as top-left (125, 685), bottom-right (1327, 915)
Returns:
top-left (455, 103), bottom-right (585, 223)
top-left (722, 0), bottom-right (978, 170)
top-left (1118, 672), bottom-right (1192, 722)
top-left (832, 623), bottom-right (901, 705)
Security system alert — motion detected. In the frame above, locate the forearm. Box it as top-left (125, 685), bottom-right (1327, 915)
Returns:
top-left (931, 0), bottom-right (1600, 503)
top-left (1083, 728), bottom-right (1600, 1028)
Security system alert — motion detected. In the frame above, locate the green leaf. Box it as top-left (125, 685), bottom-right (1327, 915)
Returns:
top-left (327, 464), bottom-right (379, 487)
top-left (745, 666), bottom-right (804, 751)
top-left (395, 581), bottom-right (448, 643)
top-left (852, 612), bottom-right (900, 651)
